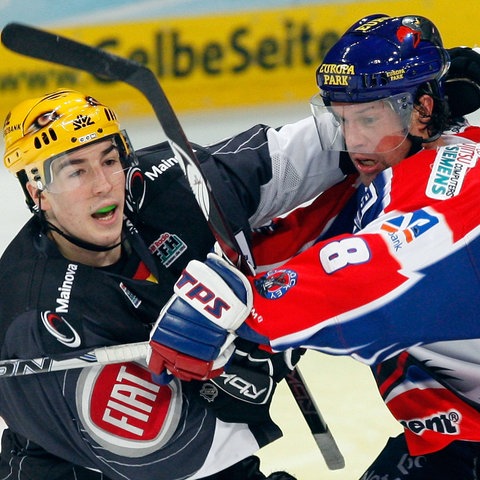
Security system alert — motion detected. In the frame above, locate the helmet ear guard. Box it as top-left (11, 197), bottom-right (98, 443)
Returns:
top-left (16, 168), bottom-right (37, 213)
top-left (445, 47), bottom-right (480, 118)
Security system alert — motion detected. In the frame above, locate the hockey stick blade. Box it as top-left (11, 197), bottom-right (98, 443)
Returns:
top-left (2, 22), bottom-right (344, 469)
top-left (1, 22), bottom-right (254, 275)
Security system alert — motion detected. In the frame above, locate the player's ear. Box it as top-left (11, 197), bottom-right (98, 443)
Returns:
top-left (413, 94), bottom-right (435, 137)
top-left (26, 182), bottom-right (51, 210)
top-left (416, 94), bottom-right (434, 119)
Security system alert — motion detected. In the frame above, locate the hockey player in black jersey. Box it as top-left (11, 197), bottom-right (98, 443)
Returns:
top-left (0, 85), bottom-right (354, 479)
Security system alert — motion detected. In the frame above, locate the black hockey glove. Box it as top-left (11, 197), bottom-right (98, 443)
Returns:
top-left (186, 338), bottom-right (304, 424)
top-left (445, 47), bottom-right (480, 118)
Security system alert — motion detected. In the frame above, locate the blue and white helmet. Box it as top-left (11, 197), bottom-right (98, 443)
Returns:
top-left (310, 15), bottom-right (451, 154)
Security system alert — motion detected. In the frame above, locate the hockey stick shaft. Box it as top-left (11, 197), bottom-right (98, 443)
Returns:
top-left (0, 342), bottom-right (149, 378)
top-left (0, 340), bottom-right (346, 469)
top-left (0, 342), bottom-right (345, 470)
top-left (286, 368), bottom-right (345, 470)
top-left (1, 22), bottom-right (344, 469)
top-left (0, 342), bottom-right (342, 467)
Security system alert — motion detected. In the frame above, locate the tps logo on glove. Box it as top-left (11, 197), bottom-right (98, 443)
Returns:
top-left (175, 270), bottom-right (231, 319)
top-left (148, 254), bottom-right (252, 382)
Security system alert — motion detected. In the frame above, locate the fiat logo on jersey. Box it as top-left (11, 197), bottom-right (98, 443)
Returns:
top-left (40, 310), bottom-right (81, 348)
top-left (76, 363), bottom-right (182, 457)
top-left (254, 269), bottom-right (298, 299)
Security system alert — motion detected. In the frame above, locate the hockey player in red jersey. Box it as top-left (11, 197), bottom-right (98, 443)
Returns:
top-left (148, 14), bottom-right (480, 478)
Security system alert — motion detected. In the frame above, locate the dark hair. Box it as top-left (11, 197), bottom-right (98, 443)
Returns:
top-left (414, 80), bottom-right (450, 141)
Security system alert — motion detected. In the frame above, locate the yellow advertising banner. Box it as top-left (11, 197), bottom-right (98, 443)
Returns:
top-left (0, 0), bottom-right (478, 122)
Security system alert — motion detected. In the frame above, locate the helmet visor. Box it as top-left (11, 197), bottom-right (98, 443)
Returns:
top-left (42, 133), bottom-right (132, 194)
top-left (310, 92), bottom-right (414, 154)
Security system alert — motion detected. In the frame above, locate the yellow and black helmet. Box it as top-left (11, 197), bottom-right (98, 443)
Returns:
top-left (3, 89), bottom-right (135, 192)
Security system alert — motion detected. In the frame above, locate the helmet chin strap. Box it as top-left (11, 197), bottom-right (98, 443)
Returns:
top-left (406, 130), bottom-right (442, 155)
top-left (44, 220), bottom-right (122, 252)
top-left (418, 131), bottom-right (442, 144)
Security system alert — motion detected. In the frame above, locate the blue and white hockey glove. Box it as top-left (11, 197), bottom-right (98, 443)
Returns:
top-left (147, 253), bottom-right (253, 382)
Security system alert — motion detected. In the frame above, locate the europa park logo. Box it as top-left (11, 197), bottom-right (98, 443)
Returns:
top-left (317, 63), bottom-right (355, 87)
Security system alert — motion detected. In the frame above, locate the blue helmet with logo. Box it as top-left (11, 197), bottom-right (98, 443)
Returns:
top-left (316, 14), bottom-right (450, 103)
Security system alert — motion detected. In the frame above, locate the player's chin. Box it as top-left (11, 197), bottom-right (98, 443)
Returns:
top-left (89, 221), bottom-right (123, 246)
top-left (94, 234), bottom-right (122, 250)
top-left (352, 159), bottom-right (384, 185)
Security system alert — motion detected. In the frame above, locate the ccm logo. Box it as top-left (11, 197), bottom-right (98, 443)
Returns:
top-left (175, 271), bottom-right (230, 319)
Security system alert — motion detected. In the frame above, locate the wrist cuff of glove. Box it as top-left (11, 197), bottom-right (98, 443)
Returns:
top-left (149, 343), bottom-right (219, 380)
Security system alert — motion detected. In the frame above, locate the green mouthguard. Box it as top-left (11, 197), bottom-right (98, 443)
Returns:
top-left (96, 205), bottom-right (116, 214)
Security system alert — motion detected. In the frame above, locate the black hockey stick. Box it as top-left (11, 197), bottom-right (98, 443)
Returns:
top-left (1, 22), bottom-right (344, 470)
top-left (285, 368), bottom-right (345, 469)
